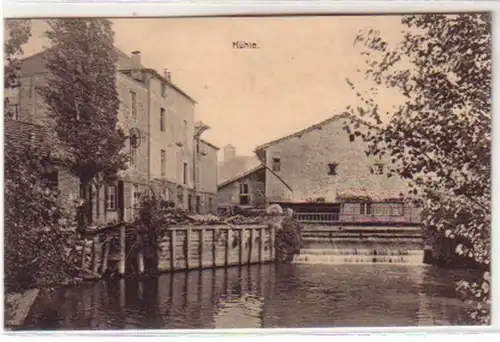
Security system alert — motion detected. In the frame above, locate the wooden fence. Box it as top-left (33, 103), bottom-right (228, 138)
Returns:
top-left (85, 224), bottom-right (276, 277)
top-left (156, 225), bottom-right (276, 272)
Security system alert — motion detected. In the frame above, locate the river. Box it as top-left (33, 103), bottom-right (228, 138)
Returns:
top-left (22, 262), bottom-right (480, 330)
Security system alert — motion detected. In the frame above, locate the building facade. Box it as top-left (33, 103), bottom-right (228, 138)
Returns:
top-left (192, 139), bottom-right (219, 214)
top-left (217, 165), bottom-right (266, 208)
top-left (9, 48), bottom-right (219, 224)
top-left (254, 113), bottom-right (421, 224)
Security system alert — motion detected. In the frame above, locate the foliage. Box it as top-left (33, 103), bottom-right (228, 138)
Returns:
top-left (275, 217), bottom-right (303, 263)
top-left (4, 19), bottom-right (32, 89)
top-left (40, 19), bottom-right (128, 230)
top-left (135, 192), bottom-right (179, 242)
top-left (4, 136), bottom-right (80, 293)
top-left (345, 13), bottom-right (491, 324)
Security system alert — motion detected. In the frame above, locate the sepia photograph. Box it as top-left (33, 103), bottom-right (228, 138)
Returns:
top-left (3, 12), bottom-right (491, 331)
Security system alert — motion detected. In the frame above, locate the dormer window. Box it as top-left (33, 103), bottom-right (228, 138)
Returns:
top-left (328, 163), bottom-right (338, 175)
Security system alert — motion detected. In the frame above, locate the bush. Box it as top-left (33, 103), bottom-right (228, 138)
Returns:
top-left (275, 216), bottom-right (303, 263)
top-left (4, 138), bottom-right (79, 293)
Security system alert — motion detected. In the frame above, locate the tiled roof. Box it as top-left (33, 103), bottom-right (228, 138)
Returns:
top-left (4, 119), bottom-right (69, 167)
top-left (4, 119), bottom-right (48, 150)
top-left (120, 67), bottom-right (197, 104)
top-left (217, 164), bottom-right (265, 188)
top-left (254, 112), bottom-right (375, 152)
top-left (19, 46), bottom-right (144, 76)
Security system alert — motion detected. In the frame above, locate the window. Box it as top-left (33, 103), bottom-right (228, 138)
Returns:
top-left (160, 108), bottom-right (166, 132)
top-left (328, 163), bottom-right (338, 175)
top-left (196, 195), bottom-right (201, 214)
top-left (373, 163), bottom-right (384, 175)
top-left (188, 194), bottom-right (193, 212)
top-left (349, 134), bottom-right (355, 142)
top-left (256, 170), bottom-right (265, 183)
top-left (239, 183), bottom-right (250, 205)
top-left (7, 104), bottom-right (19, 120)
top-left (132, 184), bottom-right (140, 205)
top-left (208, 197), bottom-right (213, 212)
top-left (161, 83), bottom-right (167, 98)
top-left (161, 149), bottom-right (166, 176)
top-left (195, 163), bottom-right (200, 187)
top-left (360, 203), bottom-right (372, 215)
top-left (164, 187), bottom-right (170, 202)
top-left (130, 146), bottom-right (137, 167)
top-left (130, 90), bottom-right (137, 120)
top-left (183, 120), bottom-right (188, 143)
top-left (272, 158), bottom-right (281, 172)
top-left (96, 186), bottom-right (100, 218)
top-left (183, 162), bottom-right (188, 184)
top-left (106, 185), bottom-right (117, 211)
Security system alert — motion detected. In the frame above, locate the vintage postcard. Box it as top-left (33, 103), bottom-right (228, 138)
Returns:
top-left (3, 12), bottom-right (491, 331)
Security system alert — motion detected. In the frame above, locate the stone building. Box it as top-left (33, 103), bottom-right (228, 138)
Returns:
top-left (8, 48), bottom-right (219, 224)
top-left (217, 165), bottom-right (266, 208)
top-left (253, 112), bottom-right (421, 224)
top-left (192, 138), bottom-right (219, 214)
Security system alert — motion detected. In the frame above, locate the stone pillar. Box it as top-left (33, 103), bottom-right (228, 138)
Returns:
top-left (118, 225), bottom-right (126, 276)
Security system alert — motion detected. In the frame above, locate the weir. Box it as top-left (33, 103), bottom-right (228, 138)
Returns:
top-left (293, 225), bottom-right (424, 265)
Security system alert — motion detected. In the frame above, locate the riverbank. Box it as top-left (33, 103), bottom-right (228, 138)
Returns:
top-left (4, 288), bottom-right (40, 330)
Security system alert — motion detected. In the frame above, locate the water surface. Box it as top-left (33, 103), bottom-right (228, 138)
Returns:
top-left (23, 263), bottom-right (479, 330)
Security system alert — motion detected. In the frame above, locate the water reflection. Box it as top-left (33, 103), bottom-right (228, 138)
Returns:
top-left (23, 264), bottom-right (480, 330)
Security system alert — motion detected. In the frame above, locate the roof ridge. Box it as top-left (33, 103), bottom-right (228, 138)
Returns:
top-left (254, 112), bottom-right (359, 152)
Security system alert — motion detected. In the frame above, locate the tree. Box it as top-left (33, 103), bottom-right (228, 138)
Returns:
top-left (344, 13), bottom-right (491, 324)
top-left (40, 19), bottom-right (128, 231)
top-left (4, 19), bottom-right (32, 118)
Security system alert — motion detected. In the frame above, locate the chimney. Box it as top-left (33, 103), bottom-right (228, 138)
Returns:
top-left (131, 50), bottom-right (141, 69)
top-left (164, 69), bottom-right (172, 82)
top-left (223, 144), bottom-right (236, 162)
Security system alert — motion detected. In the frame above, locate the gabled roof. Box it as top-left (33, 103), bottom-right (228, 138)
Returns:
top-left (254, 112), bottom-right (373, 152)
top-left (120, 68), bottom-right (197, 104)
top-left (200, 139), bottom-right (219, 151)
top-left (217, 164), bottom-right (265, 188)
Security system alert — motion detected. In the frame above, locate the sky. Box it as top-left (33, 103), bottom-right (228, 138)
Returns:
top-left (21, 16), bottom-right (408, 157)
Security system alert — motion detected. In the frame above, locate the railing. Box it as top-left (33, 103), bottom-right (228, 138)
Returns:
top-left (294, 212), bottom-right (340, 224)
top-left (294, 211), bottom-right (422, 225)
